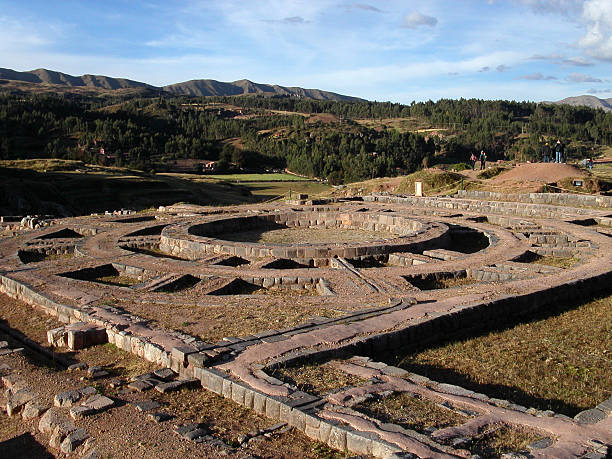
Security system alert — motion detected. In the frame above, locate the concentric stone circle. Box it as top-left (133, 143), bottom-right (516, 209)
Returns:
top-left (1, 193), bottom-right (611, 458)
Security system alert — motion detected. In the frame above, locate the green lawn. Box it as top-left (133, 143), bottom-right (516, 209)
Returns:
top-left (206, 173), bottom-right (311, 182)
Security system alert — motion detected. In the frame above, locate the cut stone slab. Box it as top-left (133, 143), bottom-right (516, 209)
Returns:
top-left (70, 406), bottom-right (95, 419)
top-left (6, 388), bottom-right (39, 416)
top-left (60, 428), bottom-right (90, 453)
top-left (22, 400), bottom-right (48, 420)
top-left (39, 407), bottom-right (77, 436)
top-left (133, 400), bottom-right (161, 412)
top-left (54, 389), bottom-right (83, 408)
top-left (81, 394), bottom-right (115, 413)
top-left (153, 368), bottom-right (176, 381)
top-left (155, 378), bottom-right (199, 393)
top-left (128, 380), bottom-right (154, 392)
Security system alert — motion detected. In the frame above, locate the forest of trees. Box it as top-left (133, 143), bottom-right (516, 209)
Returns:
top-left (1, 92), bottom-right (610, 183)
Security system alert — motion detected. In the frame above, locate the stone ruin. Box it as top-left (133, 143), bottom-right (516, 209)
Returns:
top-left (1, 189), bottom-right (611, 457)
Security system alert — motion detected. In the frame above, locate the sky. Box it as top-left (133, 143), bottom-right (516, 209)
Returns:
top-left (1, 0), bottom-right (611, 103)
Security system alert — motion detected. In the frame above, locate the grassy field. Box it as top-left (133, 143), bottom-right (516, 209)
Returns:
top-left (0, 160), bottom-right (256, 216)
top-left (392, 293), bottom-right (612, 416)
top-left (206, 172), bottom-right (311, 182)
top-left (242, 181), bottom-right (331, 199)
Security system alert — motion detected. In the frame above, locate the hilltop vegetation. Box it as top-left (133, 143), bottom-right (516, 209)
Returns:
top-left (0, 92), bottom-right (610, 185)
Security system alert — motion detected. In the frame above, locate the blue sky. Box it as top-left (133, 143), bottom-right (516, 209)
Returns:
top-left (1, 0), bottom-right (611, 103)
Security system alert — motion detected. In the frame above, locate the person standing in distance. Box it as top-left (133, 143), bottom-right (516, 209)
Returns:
top-left (479, 150), bottom-right (487, 170)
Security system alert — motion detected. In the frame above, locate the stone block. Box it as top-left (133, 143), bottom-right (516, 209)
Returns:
top-left (327, 425), bottom-right (348, 451)
top-left (231, 383), bottom-right (246, 405)
top-left (575, 408), bottom-right (606, 425)
top-left (346, 430), bottom-right (375, 456)
top-left (54, 390), bottom-right (83, 408)
top-left (60, 428), bottom-right (90, 453)
top-left (265, 397), bottom-right (281, 420)
top-left (22, 400), bottom-right (48, 420)
top-left (253, 392), bottom-right (267, 415)
top-left (39, 407), bottom-right (76, 436)
top-left (7, 388), bottom-right (39, 416)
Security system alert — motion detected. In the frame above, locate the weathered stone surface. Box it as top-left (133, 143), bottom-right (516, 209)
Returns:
top-left (6, 388), bottom-right (38, 416)
top-left (133, 400), bottom-right (160, 412)
top-left (54, 389), bottom-right (83, 408)
top-left (81, 394), bottom-right (115, 412)
top-left (128, 380), bottom-right (154, 392)
top-left (575, 408), bottom-right (606, 425)
top-left (70, 406), bottom-right (95, 419)
top-left (155, 378), bottom-right (199, 393)
top-left (21, 400), bottom-right (48, 419)
top-left (60, 428), bottom-right (90, 453)
top-left (153, 368), bottom-right (176, 381)
top-left (39, 407), bottom-right (76, 436)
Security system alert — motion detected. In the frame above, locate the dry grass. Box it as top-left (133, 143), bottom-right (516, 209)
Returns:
top-left (119, 298), bottom-right (346, 343)
top-left (271, 361), bottom-right (368, 396)
top-left (355, 392), bottom-right (466, 433)
top-left (517, 251), bottom-right (580, 268)
top-left (161, 389), bottom-right (347, 458)
top-left (77, 343), bottom-right (158, 378)
top-left (95, 274), bottom-right (141, 287)
top-left (469, 424), bottom-right (542, 457)
top-left (395, 293), bottom-right (612, 415)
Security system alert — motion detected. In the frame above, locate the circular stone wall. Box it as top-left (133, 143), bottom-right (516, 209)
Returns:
top-left (162, 211), bottom-right (450, 266)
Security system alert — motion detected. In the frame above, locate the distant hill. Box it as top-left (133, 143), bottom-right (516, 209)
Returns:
top-left (163, 78), bottom-right (362, 101)
top-left (547, 95), bottom-right (612, 112)
top-left (0, 67), bottom-right (360, 101)
top-left (0, 67), bottom-right (156, 90)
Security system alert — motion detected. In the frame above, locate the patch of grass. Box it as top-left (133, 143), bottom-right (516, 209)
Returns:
top-left (558, 176), bottom-right (609, 194)
top-left (469, 424), bottom-right (542, 457)
top-left (477, 166), bottom-right (506, 179)
top-left (515, 251), bottom-right (580, 268)
top-left (271, 361), bottom-right (368, 396)
top-left (395, 170), bottom-right (465, 196)
top-left (206, 173), bottom-right (311, 182)
top-left (394, 293), bottom-right (612, 416)
top-left (76, 343), bottom-right (158, 378)
top-left (355, 392), bottom-right (466, 434)
top-left (95, 275), bottom-right (140, 287)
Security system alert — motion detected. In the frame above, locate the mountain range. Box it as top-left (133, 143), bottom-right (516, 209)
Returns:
top-left (1, 68), bottom-right (611, 109)
top-left (0, 67), bottom-right (361, 101)
top-left (546, 95), bottom-right (612, 112)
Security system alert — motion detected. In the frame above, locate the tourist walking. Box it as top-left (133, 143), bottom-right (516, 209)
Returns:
top-left (470, 153), bottom-right (477, 170)
top-left (479, 150), bottom-right (487, 170)
top-left (541, 142), bottom-right (550, 163)
top-left (554, 140), bottom-right (564, 163)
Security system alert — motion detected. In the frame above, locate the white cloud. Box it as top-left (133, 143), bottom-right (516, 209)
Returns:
top-left (402, 12), bottom-right (437, 29)
top-left (562, 56), bottom-right (593, 66)
top-left (496, 64), bottom-right (510, 72)
top-left (516, 73), bottom-right (557, 80)
top-left (346, 3), bottom-right (383, 13)
top-left (515, 0), bottom-right (582, 16)
top-left (579, 0), bottom-right (612, 61)
top-left (587, 88), bottom-right (611, 94)
top-left (565, 72), bottom-right (602, 83)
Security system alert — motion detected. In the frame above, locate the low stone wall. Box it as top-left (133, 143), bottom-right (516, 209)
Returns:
top-left (367, 193), bottom-right (607, 219)
top-left (160, 212), bottom-right (450, 266)
top-left (456, 189), bottom-right (612, 209)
